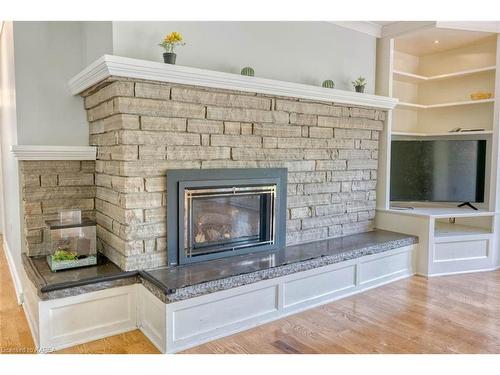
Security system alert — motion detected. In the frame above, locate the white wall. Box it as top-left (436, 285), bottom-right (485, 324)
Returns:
top-left (0, 21), bottom-right (23, 298)
top-left (12, 22), bottom-right (113, 146)
top-left (82, 21), bottom-right (113, 66)
top-left (112, 22), bottom-right (377, 93)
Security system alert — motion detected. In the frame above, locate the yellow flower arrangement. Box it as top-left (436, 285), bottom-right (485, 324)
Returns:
top-left (159, 32), bottom-right (185, 53)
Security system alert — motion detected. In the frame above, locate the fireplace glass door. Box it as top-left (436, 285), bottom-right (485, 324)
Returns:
top-left (184, 185), bottom-right (276, 259)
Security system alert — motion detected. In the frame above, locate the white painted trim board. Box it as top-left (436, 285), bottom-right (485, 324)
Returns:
top-left (3, 237), bottom-right (23, 304)
top-left (68, 55), bottom-right (398, 110)
top-left (11, 145), bottom-right (97, 161)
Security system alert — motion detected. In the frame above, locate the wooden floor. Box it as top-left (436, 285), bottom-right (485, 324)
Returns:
top-left (1, 236), bottom-right (500, 354)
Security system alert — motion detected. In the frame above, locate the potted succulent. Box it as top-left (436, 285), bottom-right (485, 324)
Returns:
top-left (322, 80), bottom-right (335, 89)
top-left (241, 67), bottom-right (255, 76)
top-left (159, 32), bottom-right (185, 64)
top-left (352, 76), bottom-right (367, 93)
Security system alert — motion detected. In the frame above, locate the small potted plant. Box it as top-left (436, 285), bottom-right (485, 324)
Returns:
top-left (241, 67), bottom-right (255, 76)
top-left (159, 32), bottom-right (185, 64)
top-left (352, 76), bottom-right (367, 93)
top-left (322, 80), bottom-right (335, 89)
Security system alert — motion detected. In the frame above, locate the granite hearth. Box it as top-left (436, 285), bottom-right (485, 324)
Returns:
top-left (23, 229), bottom-right (417, 302)
top-left (22, 253), bottom-right (138, 300)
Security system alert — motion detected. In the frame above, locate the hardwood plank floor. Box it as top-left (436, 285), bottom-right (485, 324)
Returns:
top-left (0, 236), bottom-right (37, 354)
top-left (183, 269), bottom-right (500, 354)
top-left (1, 236), bottom-right (500, 354)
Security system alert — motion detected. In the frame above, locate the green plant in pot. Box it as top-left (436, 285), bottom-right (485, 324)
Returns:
top-left (159, 32), bottom-right (185, 64)
top-left (241, 67), bottom-right (255, 76)
top-left (52, 249), bottom-right (79, 262)
top-left (352, 76), bottom-right (367, 93)
top-left (322, 80), bottom-right (335, 89)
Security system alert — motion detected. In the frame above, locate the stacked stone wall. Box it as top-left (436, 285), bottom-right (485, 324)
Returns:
top-left (75, 78), bottom-right (385, 270)
top-left (20, 161), bottom-right (96, 256)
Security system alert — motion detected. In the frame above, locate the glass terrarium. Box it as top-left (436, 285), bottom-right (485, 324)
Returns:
top-left (45, 209), bottom-right (97, 272)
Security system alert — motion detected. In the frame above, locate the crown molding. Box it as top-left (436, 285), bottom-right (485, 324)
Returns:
top-left (11, 145), bottom-right (97, 160)
top-left (436, 21), bottom-right (500, 33)
top-left (328, 21), bottom-right (382, 38)
top-left (69, 55), bottom-right (397, 110)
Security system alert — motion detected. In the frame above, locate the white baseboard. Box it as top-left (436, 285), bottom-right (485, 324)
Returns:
top-left (419, 265), bottom-right (500, 278)
top-left (3, 237), bottom-right (23, 304)
top-left (21, 268), bottom-right (40, 348)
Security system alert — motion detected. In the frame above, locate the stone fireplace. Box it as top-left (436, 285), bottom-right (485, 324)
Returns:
top-left (19, 55), bottom-right (392, 271)
top-left (166, 168), bottom-right (287, 265)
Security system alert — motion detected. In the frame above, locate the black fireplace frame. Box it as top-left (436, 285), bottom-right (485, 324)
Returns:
top-left (166, 168), bottom-right (287, 266)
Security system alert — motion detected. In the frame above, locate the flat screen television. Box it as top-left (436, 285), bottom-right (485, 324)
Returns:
top-left (390, 140), bottom-right (486, 203)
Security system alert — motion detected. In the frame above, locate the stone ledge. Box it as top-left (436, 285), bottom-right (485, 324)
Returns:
top-left (22, 253), bottom-right (138, 300)
top-left (142, 229), bottom-right (417, 303)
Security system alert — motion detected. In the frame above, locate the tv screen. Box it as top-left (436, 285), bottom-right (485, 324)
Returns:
top-left (390, 140), bottom-right (486, 203)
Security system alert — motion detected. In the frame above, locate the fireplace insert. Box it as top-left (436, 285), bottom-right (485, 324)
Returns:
top-left (166, 169), bottom-right (287, 265)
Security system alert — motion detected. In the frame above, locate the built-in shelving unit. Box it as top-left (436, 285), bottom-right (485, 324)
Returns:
top-left (375, 26), bottom-right (500, 277)
top-left (388, 33), bottom-right (497, 136)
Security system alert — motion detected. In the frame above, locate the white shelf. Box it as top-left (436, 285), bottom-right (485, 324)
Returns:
top-left (397, 101), bottom-right (427, 109)
top-left (396, 98), bottom-right (495, 110)
top-left (11, 145), bottom-right (97, 160)
top-left (393, 66), bottom-right (496, 84)
top-left (393, 71), bottom-right (427, 83)
top-left (379, 207), bottom-right (497, 219)
top-left (434, 222), bottom-right (492, 239)
top-left (392, 130), bottom-right (493, 137)
top-left (427, 98), bottom-right (495, 109)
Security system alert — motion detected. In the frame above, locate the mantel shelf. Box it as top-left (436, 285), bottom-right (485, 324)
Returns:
top-left (68, 55), bottom-right (398, 110)
top-left (393, 66), bottom-right (496, 83)
top-left (11, 145), bottom-right (97, 160)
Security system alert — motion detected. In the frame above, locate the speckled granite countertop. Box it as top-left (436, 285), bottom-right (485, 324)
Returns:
top-left (22, 253), bottom-right (139, 300)
top-left (141, 230), bottom-right (418, 303)
top-left (22, 230), bottom-right (417, 302)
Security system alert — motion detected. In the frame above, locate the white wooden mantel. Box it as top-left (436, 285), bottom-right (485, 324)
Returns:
top-left (69, 55), bottom-right (398, 110)
top-left (11, 145), bottom-right (97, 160)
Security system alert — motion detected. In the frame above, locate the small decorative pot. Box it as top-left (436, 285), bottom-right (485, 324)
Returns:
top-left (355, 85), bottom-right (365, 93)
top-left (163, 52), bottom-right (177, 64)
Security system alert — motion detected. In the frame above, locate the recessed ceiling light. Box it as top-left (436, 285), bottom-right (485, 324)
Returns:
top-left (434, 40), bottom-right (440, 44)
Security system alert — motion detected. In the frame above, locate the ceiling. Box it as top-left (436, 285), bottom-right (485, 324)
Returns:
top-left (394, 26), bottom-right (495, 56)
